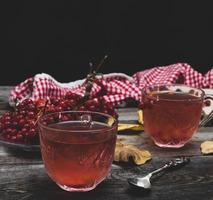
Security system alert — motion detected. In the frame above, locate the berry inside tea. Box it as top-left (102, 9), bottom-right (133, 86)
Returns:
top-left (39, 114), bottom-right (117, 192)
top-left (142, 91), bottom-right (203, 148)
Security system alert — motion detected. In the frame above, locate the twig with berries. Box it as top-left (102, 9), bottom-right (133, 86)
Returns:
top-left (82, 55), bottom-right (108, 101)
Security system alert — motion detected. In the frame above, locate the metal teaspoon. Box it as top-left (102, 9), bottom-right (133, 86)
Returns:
top-left (128, 157), bottom-right (190, 190)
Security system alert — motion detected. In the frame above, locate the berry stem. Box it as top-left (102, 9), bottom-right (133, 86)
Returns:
top-left (95, 54), bottom-right (108, 73)
top-left (34, 99), bottom-right (49, 125)
top-left (83, 55), bottom-right (108, 99)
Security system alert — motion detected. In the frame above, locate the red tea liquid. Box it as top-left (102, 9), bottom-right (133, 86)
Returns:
top-left (143, 92), bottom-right (203, 148)
top-left (40, 121), bottom-right (116, 191)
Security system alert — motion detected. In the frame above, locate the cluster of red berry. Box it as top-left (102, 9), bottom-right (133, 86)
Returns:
top-left (0, 92), bottom-right (117, 145)
top-left (0, 99), bottom-right (39, 144)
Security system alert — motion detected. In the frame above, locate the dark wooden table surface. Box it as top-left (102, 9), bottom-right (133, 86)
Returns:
top-left (0, 87), bottom-right (213, 200)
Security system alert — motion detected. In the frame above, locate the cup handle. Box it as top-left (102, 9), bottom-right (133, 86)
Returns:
top-left (199, 95), bottom-right (213, 127)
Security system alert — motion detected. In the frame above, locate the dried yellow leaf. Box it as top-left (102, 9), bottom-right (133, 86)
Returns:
top-left (138, 110), bottom-right (143, 124)
top-left (118, 123), bottom-right (143, 131)
top-left (114, 142), bottom-right (151, 165)
top-left (107, 117), bottom-right (115, 127)
top-left (201, 141), bottom-right (213, 154)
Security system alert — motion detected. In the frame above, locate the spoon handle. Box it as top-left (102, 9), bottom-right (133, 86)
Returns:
top-left (149, 157), bottom-right (190, 177)
top-left (148, 164), bottom-right (169, 177)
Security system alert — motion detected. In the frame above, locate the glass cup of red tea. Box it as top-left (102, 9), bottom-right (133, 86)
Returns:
top-left (141, 84), bottom-right (211, 148)
top-left (38, 111), bottom-right (117, 192)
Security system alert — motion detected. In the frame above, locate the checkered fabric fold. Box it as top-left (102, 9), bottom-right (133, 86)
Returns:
top-left (9, 63), bottom-right (213, 106)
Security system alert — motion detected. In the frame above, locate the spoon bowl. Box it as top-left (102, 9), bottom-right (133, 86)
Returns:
top-left (128, 174), bottom-right (152, 189)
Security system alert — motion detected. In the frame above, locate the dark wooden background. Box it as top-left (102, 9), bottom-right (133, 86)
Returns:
top-left (3, 0), bottom-right (213, 85)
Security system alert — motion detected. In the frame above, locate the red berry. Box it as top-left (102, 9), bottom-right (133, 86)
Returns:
top-left (65, 92), bottom-right (81, 101)
top-left (19, 110), bottom-right (26, 115)
top-left (50, 98), bottom-right (60, 106)
top-left (16, 133), bottom-right (23, 140)
top-left (59, 101), bottom-right (66, 107)
top-left (11, 129), bottom-right (17, 135)
top-left (19, 119), bottom-right (26, 127)
top-left (36, 99), bottom-right (47, 107)
top-left (60, 115), bottom-right (69, 122)
top-left (88, 105), bottom-right (96, 111)
top-left (4, 116), bottom-right (11, 121)
top-left (42, 121), bottom-right (48, 126)
top-left (12, 121), bottom-right (19, 128)
top-left (4, 121), bottom-right (12, 128)
top-left (27, 111), bottom-right (35, 119)
top-left (0, 124), bottom-right (3, 132)
top-left (66, 106), bottom-right (72, 111)
top-left (56, 106), bottom-right (63, 112)
top-left (11, 136), bottom-right (17, 140)
top-left (21, 128), bottom-right (28, 135)
top-left (102, 109), bottom-right (109, 114)
top-left (69, 99), bottom-right (76, 105)
top-left (5, 134), bottom-right (11, 139)
top-left (79, 106), bottom-right (85, 111)
top-left (16, 115), bottom-right (24, 121)
top-left (23, 99), bottom-right (33, 104)
top-left (5, 128), bottom-right (13, 134)
top-left (204, 100), bottom-right (211, 107)
top-left (29, 128), bottom-right (36, 137)
top-left (46, 116), bottom-right (55, 124)
top-left (47, 105), bottom-right (56, 113)
top-left (3, 112), bottom-right (12, 117)
top-left (23, 124), bottom-right (30, 130)
top-left (27, 103), bottom-right (36, 111)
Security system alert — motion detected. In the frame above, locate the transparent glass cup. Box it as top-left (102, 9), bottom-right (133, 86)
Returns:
top-left (141, 84), bottom-right (206, 148)
top-left (38, 111), bottom-right (117, 192)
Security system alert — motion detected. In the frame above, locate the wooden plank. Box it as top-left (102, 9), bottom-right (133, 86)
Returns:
top-left (0, 86), bottom-right (13, 101)
top-left (0, 127), bottom-right (212, 165)
top-left (0, 156), bottom-right (212, 200)
top-left (0, 86), bottom-right (12, 111)
top-left (117, 108), bottom-right (138, 122)
top-left (117, 127), bottom-right (213, 158)
top-left (0, 126), bottom-right (212, 164)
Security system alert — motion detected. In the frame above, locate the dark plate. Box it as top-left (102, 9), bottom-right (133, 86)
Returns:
top-left (0, 135), bottom-right (40, 152)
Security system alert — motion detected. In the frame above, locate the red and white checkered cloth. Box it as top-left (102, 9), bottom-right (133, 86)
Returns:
top-left (9, 63), bottom-right (213, 106)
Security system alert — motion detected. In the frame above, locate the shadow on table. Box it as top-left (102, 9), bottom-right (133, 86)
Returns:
top-left (18, 178), bottom-right (123, 200)
top-left (3, 146), bottom-right (41, 159)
